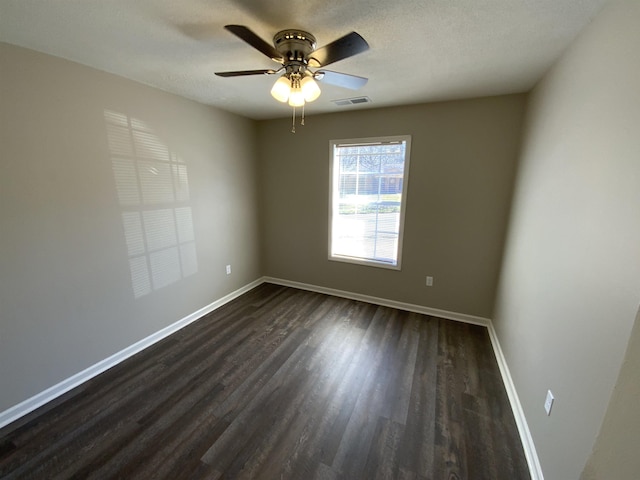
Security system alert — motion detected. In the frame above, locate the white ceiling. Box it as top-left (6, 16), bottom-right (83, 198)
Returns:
top-left (0, 0), bottom-right (608, 120)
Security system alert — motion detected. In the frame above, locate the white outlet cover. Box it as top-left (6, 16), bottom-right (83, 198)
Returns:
top-left (544, 390), bottom-right (554, 415)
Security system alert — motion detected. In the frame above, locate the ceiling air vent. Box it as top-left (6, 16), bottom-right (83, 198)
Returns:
top-left (332, 96), bottom-right (371, 106)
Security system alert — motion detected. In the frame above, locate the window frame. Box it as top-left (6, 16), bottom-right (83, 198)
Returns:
top-left (328, 135), bottom-right (412, 270)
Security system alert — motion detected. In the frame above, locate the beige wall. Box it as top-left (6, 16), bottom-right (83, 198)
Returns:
top-left (493, 1), bottom-right (640, 478)
top-left (581, 306), bottom-right (640, 479)
top-left (257, 95), bottom-right (526, 318)
top-left (0, 43), bottom-right (261, 412)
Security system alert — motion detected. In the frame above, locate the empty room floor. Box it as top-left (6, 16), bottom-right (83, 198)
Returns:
top-left (0, 283), bottom-right (529, 479)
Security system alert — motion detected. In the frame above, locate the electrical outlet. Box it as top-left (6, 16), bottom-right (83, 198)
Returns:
top-left (226, 265), bottom-right (231, 275)
top-left (426, 276), bottom-right (433, 287)
top-left (544, 390), bottom-right (554, 415)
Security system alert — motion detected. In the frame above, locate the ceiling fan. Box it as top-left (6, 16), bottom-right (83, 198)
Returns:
top-left (215, 25), bottom-right (369, 129)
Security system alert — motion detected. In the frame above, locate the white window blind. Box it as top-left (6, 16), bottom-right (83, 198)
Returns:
top-left (329, 135), bottom-right (411, 269)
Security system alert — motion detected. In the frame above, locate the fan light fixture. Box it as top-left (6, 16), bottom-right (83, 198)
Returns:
top-left (270, 73), bottom-right (321, 131)
top-left (270, 74), bottom-right (321, 106)
top-left (270, 76), bottom-right (291, 103)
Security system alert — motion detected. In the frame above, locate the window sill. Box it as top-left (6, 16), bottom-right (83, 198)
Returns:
top-left (329, 254), bottom-right (402, 271)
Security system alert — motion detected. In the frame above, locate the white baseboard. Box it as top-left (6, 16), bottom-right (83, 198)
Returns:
top-left (1, 275), bottom-right (543, 480)
top-left (264, 276), bottom-right (543, 480)
top-left (0, 279), bottom-right (263, 430)
top-left (486, 322), bottom-right (544, 480)
top-left (263, 276), bottom-right (492, 327)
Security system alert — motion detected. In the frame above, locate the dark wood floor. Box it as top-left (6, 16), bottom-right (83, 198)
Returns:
top-left (0, 283), bottom-right (530, 479)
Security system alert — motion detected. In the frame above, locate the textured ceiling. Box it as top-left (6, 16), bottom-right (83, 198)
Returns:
top-left (0, 0), bottom-right (608, 119)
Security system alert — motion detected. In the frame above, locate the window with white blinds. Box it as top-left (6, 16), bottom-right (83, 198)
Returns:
top-left (329, 136), bottom-right (411, 269)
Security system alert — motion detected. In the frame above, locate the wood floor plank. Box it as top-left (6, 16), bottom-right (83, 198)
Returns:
top-left (385, 313), bottom-right (421, 425)
top-left (0, 284), bottom-right (530, 480)
top-left (248, 314), bottom-right (370, 479)
top-left (398, 316), bottom-right (439, 477)
top-left (434, 321), bottom-right (469, 479)
top-left (331, 308), bottom-right (407, 478)
top-left (362, 417), bottom-right (405, 480)
top-left (318, 305), bottom-right (397, 468)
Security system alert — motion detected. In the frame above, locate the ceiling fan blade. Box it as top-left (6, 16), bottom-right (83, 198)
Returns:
top-left (224, 25), bottom-right (284, 63)
top-left (215, 69), bottom-right (277, 77)
top-left (314, 70), bottom-right (368, 90)
top-left (307, 32), bottom-right (369, 68)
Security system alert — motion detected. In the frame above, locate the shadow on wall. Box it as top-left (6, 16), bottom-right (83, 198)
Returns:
top-left (104, 110), bottom-right (198, 299)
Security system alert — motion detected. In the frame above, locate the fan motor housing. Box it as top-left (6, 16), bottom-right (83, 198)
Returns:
top-left (273, 30), bottom-right (317, 64)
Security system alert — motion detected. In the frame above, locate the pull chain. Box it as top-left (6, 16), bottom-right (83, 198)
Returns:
top-left (291, 106), bottom-right (296, 133)
top-left (301, 104), bottom-right (305, 126)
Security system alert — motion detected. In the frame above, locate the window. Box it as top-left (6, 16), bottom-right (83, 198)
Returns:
top-left (329, 135), bottom-right (411, 269)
